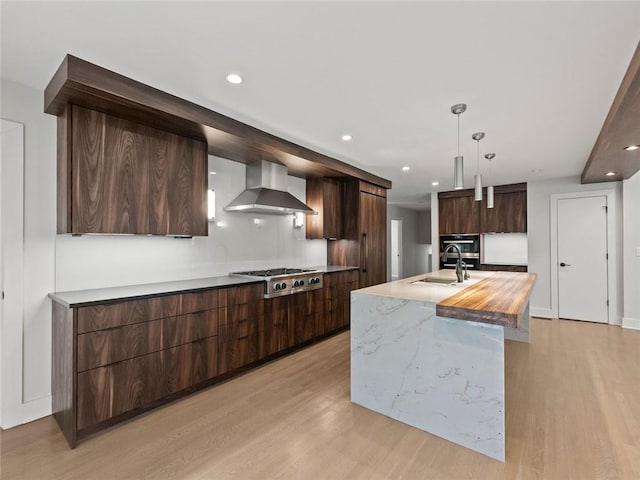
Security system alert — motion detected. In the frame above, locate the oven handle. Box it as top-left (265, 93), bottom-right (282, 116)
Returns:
top-left (443, 253), bottom-right (480, 259)
top-left (443, 263), bottom-right (476, 268)
top-left (442, 240), bottom-right (475, 244)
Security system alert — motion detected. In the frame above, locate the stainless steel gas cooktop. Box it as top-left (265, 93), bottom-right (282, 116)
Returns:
top-left (230, 267), bottom-right (323, 299)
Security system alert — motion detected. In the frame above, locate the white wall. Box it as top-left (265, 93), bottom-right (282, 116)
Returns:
top-left (527, 176), bottom-right (623, 320)
top-left (622, 172), bottom-right (640, 329)
top-left (416, 209), bottom-right (431, 244)
top-left (55, 157), bottom-right (326, 291)
top-left (0, 78), bottom-right (326, 426)
top-left (387, 206), bottom-right (431, 280)
top-left (1, 79), bottom-right (56, 424)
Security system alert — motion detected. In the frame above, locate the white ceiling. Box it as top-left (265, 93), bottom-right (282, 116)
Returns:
top-left (2, 1), bottom-right (639, 209)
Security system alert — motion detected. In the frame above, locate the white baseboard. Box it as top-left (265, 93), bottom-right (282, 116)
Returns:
top-left (2, 395), bottom-right (52, 430)
top-left (530, 307), bottom-right (553, 319)
top-left (622, 317), bottom-right (640, 330)
top-left (22, 395), bottom-right (52, 424)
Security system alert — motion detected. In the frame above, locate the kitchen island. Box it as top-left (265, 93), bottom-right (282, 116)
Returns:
top-left (350, 270), bottom-right (536, 461)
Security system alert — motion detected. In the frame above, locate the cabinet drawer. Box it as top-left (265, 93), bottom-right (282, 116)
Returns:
top-left (77, 309), bottom-right (219, 371)
top-left (180, 289), bottom-right (219, 313)
top-left (326, 284), bottom-right (354, 302)
top-left (220, 303), bottom-right (262, 340)
top-left (77, 295), bottom-right (182, 334)
top-left (77, 337), bottom-right (218, 430)
top-left (219, 283), bottom-right (264, 306)
top-left (293, 312), bottom-right (318, 345)
top-left (259, 322), bottom-right (290, 358)
top-left (324, 270), bottom-right (358, 287)
top-left (480, 264), bottom-right (528, 272)
top-left (219, 334), bottom-right (259, 374)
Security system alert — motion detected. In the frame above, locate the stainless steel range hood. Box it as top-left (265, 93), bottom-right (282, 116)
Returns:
top-left (224, 160), bottom-right (315, 215)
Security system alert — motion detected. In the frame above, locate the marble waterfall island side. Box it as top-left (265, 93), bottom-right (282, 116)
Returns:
top-left (350, 270), bottom-right (536, 462)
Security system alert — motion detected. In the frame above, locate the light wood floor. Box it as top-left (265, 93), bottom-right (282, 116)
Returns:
top-left (2, 318), bottom-right (639, 480)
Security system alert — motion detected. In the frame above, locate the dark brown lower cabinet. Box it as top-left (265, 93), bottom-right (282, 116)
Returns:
top-left (261, 296), bottom-right (292, 357)
top-left (294, 289), bottom-right (323, 344)
top-left (218, 301), bottom-right (262, 374)
top-left (260, 290), bottom-right (322, 358)
top-left (480, 264), bottom-right (528, 273)
top-left (52, 271), bottom-right (360, 448)
top-left (77, 337), bottom-right (218, 430)
top-left (319, 270), bottom-right (359, 336)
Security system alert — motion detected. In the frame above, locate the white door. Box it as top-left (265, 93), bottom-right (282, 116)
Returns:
top-left (1, 119), bottom-right (25, 427)
top-left (557, 196), bottom-right (608, 323)
top-left (391, 219), bottom-right (402, 281)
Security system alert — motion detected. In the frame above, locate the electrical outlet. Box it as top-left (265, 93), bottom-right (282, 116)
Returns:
top-left (636, 247), bottom-right (640, 257)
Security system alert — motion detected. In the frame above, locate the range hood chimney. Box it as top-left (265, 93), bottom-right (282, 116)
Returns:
top-left (224, 160), bottom-right (315, 215)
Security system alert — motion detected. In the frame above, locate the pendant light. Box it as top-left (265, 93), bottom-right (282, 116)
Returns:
top-left (451, 104), bottom-right (466, 190)
top-left (485, 153), bottom-right (495, 208)
top-left (472, 132), bottom-right (485, 201)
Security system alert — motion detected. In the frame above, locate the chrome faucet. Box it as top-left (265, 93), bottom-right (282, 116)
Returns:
top-left (441, 244), bottom-right (465, 283)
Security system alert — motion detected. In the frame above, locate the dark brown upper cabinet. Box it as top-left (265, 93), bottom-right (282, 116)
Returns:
top-left (438, 193), bottom-right (481, 234)
top-left (305, 178), bottom-right (342, 239)
top-left (481, 189), bottom-right (527, 233)
top-left (438, 183), bottom-right (526, 235)
top-left (59, 105), bottom-right (207, 236)
top-left (480, 192), bottom-right (527, 233)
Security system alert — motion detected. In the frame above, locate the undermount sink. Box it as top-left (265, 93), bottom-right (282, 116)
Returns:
top-left (414, 275), bottom-right (459, 285)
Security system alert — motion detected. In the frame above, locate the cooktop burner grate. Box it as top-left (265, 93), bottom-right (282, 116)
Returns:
top-left (233, 267), bottom-right (315, 277)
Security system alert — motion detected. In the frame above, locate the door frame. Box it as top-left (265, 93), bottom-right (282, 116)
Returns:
top-left (390, 218), bottom-right (403, 280)
top-left (550, 189), bottom-right (618, 325)
top-left (1, 119), bottom-right (25, 428)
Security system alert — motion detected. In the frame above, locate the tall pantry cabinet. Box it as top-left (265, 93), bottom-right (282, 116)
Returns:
top-left (322, 180), bottom-right (388, 288)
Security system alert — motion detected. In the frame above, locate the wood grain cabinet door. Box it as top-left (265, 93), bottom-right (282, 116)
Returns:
top-left (291, 293), bottom-right (315, 345)
top-left (438, 196), bottom-right (480, 234)
top-left (71, 106), bottom-right (151, 234)
top-left (77, 338), bottom-right (218, 430)
top-left (261, 297), bottom-right (291, 358)
top-left (150, 131), bottom-right (207, 236)
top-left (67, 105), bottom-right (207, 236)
top-left (359, 191), bottom-right (387, 288)
top-left (305, 178), bottom-right (342, 239)
top-left (481, 191), bottom-right (527, 233)
top-left (219, 303), bottom-right (260, 373)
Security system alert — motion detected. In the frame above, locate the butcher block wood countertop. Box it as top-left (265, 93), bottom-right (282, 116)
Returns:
top-left (435, 271), bottom-right (537, 328)
top-left (353, 270), bottom-right (536, 328)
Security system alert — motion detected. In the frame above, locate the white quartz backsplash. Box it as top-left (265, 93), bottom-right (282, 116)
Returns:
top-left (482, 233), bottom-right (527, 266)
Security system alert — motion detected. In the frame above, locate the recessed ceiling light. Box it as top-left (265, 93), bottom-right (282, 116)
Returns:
top-left (432, 181), bottom-right (439, 186)
top-left (209, 171), bottom-right (216, 175)
top-left (341, 134), bottom-right (352, 142)
top-left (624, 145), bottom-right (640, 151)
top-left (605, 171), bottom-right (616, 176)
top-left (226, 73), bottom-right (243, 84)
top-left (402, 166), bottom-right (410, 171)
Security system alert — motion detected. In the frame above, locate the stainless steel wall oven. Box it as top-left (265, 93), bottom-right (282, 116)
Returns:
top-left (439, 234), bottom-right (480, 270)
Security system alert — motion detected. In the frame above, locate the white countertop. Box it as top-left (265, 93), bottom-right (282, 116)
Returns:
top-left (49, 265), bottom-right (360, 307)
top-left (353, 270), bottom-right (495, 304)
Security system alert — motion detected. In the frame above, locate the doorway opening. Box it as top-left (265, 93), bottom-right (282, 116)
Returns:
top-left (391, 219), bottom-right (402, 281)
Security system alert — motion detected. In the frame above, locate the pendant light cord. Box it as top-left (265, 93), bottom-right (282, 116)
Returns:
top-left (477, 141), bottom-right (480, 173)
top-left (488, 158), bottom-right (491, 184)
top-left (457, 114), bottom-right (460, 156)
